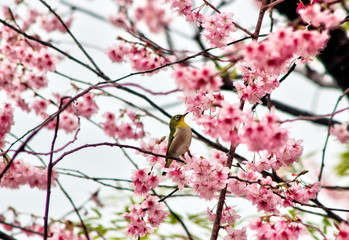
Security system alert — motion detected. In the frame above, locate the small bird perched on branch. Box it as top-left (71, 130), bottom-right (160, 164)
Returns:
top-left (163, 112), bottom-right (192, 175)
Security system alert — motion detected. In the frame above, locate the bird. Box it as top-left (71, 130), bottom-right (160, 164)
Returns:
top-left (163, 112), bottom-right (192, 175)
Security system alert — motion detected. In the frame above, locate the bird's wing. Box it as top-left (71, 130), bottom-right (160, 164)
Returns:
top-left (166, 128), bottom-right (177, 157)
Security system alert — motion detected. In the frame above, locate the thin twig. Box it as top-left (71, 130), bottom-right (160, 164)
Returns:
top-left (44, 98), bottom-right (63, 240)
top-left (318, 88), bottom-right (349, 182)
top-left (38, 0), bottom-right (107, 78)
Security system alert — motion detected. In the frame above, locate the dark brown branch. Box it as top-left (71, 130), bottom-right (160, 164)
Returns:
top-left (44, 99), bottom-right (63, 240)
top-left (210, 145), bottom-right (236, 240)
top-left (0, 231), bottom-right (16, 240)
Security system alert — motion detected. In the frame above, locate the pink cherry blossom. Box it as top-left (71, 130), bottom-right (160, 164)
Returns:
top-left (330, 123), bottom-right (349, 143)
top-left (242, 27), bottom-right (329, 94)
top-left (234, 65), bottom-right (280, 104)
top-left (249, 216), bottom-right (305, 240)
top-left (196, 101), bottom-right (242, 146)
top-left (0, 103), bottom-right (14, 147)
top-left (123, 195), bottom-right (168, 238)
top-left (0, 159), bottom-right (58, 189)
top-left (107, 41), bottom-right (174, 74)
top-left (299, 3), bottom-right (345, 29)
top-left (40, 13), bottom-right (73, 33)
top-left (240, 108), bottom-right (289, 152)
top-left (101, 110), bottom-right (145, 140)
top-left (165, 0), bottom-right (202, 24)
top-left (135, 0), bottom-right (171, 33)
top-left (184, 155), bottom-right (230, 200)
top-left (335, 222), bottom-right (349, 240)
top-left (202, 12), bottom-right (236, 48)
top-left (59, 112), bottom-right (79, 134)
top-left (138, 138), bottom-right (168, 166)
top-left (172, 63), bottom-right (223, 92)
top-left (207, 206), bottom-right (241, 225)
top-left (76, 93), bottom-right (98, 119)
top-left (223, 226), bottom-right (247, 240)
top-left (107, 42), bottom-right (130, 63)
top-left (132, 169), bottom-right (159, 195)
top-left (180, 90), bottom-right (224, 119)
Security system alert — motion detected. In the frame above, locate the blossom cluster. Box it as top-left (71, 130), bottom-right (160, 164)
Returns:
top-left (330, 123), bottom-right (349, 144)
top-left (165, 0), bottom-right (200, 23)
top-left (163, 150), bottom-right (229, 199)
top-left (135, 0), bottom-right (171, 33)
top-left (249, 216), bottom-right (305, 240)
top-left (172, 63), bottom-right (223, 92)
top-left (234, 66), bottom-right (280, 104)
top-left (179, 90), bottom-right (224, 119)
top-left (0, 220), bottom-right (88, 240)
top-left (240, 109), bottom-right (288, 152)
top-left (107, 41), bottom-right (174, 73)
top-left (298, 3), bottom-right (345, 29)
top-left (132, 168), bottom-right (160, 195)
top-left (246, 138), bottom-right (304, 172)
top-left (243, 27), bottom-right (329, 75)
top-left (123, 196), bottom-right (168, 238)
top-left (207, 205), bottom-right (241, 226)
top-left (0, 26), bottom-right (55, 94)
top-left (0, 103), bottom-right (14, 148)
top-left (228, 169), bottom-right (320, 213)
top-left (196, 102), bottom-right (242, 146)
top-left (0, 8), bottom-right (65, 110)
top-left (224, 226), bottom-right (247, 240)
top-left (138, 137), bottom-right (168, 166)
top-left (201, 12), bottom-right (236, 48)
top-left (207, 205), bottom-right (247, 240)
top-left (40, 13), bottom-right (73, 33)
top-left (0, 159), bottom-right (58, 189)
top-left (101, 109), bottom-right (145, 140)
top-left (235, 27), bottom-right (329, 104)
top-left (184, 154), bottom-right (230, 200)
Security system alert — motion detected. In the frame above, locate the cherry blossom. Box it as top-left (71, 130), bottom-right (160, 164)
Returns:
top-left (249, 216), bottom-right (305, 240)
top-left (202, 12), bottom-right (236, 48)
top-left (138, 137), bottom-right (168, 166)
top-left (184, 155), bottom-right (230, 200)
top-left (135, 0), bottom-right (171, 33)
top-left (330, 123), bottom-right (349, 143)
top-left (165, 0), bottom-right (201, 24)
top-left (0, 159), bottom-right (58, 189)
top-left (223, 226), bottom-right (247, 240)
top-left (0, 103), bottom-right (14, 147)
top-left (299, 3), bottom-right (345, 29)
top-left (207, 206), bottom-right (241, 225)
top-left (172, 63), bottom-right (223, 92)
top-left (239, 108), bottom-right (289, 152)
top-left (335, 222), bottom-right (349, 240)
top-left (123, 195), bottom-right (168, 238)
top-left (76, 93), bottom-right (98, 119)
top-left (131, 169), bottom-right (159, 195)
top-left (40, 13), bottom-right (73, 33)
top-left (180, 90), bottom-right (224, 119)
top-left (107, 41), bottom-right (174, 73)
top-left (101, 110), bottom-right (145, 140)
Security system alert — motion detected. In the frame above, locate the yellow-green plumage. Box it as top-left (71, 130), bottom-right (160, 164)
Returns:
top-left (165, 113), bottom-right (192, 169)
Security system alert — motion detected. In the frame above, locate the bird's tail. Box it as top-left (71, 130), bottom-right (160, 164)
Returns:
top-left (162, 158), bottom-right (173, 176)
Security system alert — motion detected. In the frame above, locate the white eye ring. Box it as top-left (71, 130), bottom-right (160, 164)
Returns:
top-left (175, 116), bottom-right (180, 120)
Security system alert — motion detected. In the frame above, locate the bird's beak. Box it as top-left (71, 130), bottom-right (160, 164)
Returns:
top-left (183, 112), bottom-right (189, 118)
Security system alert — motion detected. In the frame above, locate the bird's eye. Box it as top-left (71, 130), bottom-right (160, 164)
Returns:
top-left (175, 116), bottom-right (180, 121)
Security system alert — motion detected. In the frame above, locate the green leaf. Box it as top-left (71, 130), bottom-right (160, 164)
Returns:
top-left (334, 150), bottom-right (349, 176)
